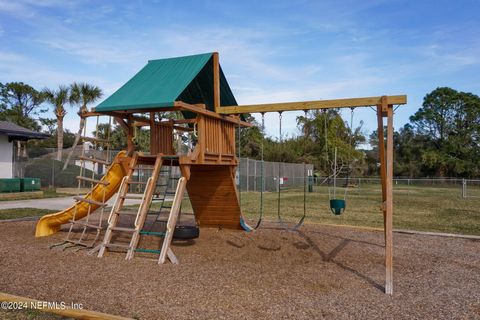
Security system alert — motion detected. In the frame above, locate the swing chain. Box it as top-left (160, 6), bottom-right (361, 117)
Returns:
top-left (278, 111), bottom-right (283, 143)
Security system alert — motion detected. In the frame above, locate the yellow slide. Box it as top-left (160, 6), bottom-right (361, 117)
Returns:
top-left (35, 151), bottom-right (131, 237)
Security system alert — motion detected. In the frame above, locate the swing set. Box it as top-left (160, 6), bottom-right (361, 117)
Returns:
top-left (221, 94), bottom-right (406, 295)
top-left (238, 105), bottom-right (359, 228)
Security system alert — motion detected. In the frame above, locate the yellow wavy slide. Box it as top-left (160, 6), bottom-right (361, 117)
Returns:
top-left (35, 151), bottom-right (130, 237)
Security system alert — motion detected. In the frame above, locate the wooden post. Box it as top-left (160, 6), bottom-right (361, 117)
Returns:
top-left (385, 104), bottom-right (394, 295)
top-left (159, 177), bottom-right (187, 264)
top-left (213, 52), bottom-right (220, 113)
top-left (377, 96), bottom-right (394, 295)
top-left (126, 115), bottom-right (135, 155)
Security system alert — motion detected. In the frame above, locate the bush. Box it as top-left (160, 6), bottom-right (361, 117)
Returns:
top-left (24, 158), bottom-right (98, 187)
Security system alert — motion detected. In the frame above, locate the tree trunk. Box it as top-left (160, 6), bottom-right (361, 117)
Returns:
top-left (63, 107), bottom-right (87, 170)
top-left (57, 115), bottom-right (64, 161)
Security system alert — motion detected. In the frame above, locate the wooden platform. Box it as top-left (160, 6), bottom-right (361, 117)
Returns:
top-left (186, 165), bottom-right (243, 230)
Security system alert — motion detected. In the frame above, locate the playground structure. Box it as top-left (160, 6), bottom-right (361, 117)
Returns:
top-left (34, 52), bottom-right (406, 294)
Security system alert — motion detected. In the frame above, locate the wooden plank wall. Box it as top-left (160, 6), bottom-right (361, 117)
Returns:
top-left (187, 165), bottom-right (242, 229)
top-left (201, 116), bottom-right (235, 155)
top-left (150, 123), bottom-right (174, 155)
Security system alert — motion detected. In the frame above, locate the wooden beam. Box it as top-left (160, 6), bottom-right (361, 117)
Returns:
top-left (174, 101), bottom-right (253, 127)
top-left (218, 95), bottom-right (407, 114)
top-left (80, 111), bottom-right (105, 118)
top-left (213, 52), bottom-right (220, 113)
top-left (384, 104), bottom-right (394, 295)
top-left (0, 292), bottom-right (132, 320)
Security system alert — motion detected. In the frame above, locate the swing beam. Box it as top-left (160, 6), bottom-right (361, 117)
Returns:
top-left (217, 95), bottom-right (406, 114)
top-left (219, 95), bottom-right (404, 295)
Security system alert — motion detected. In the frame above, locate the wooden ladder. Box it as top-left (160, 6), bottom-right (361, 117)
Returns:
top-left (134, 176), bottom-right (187, 264)
top-left (96, 152), bottom-right (163, 258)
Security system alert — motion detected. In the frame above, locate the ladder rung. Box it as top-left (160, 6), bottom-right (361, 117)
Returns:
top-left (137, 154), bottom-right (158, 158)
top-left (111, 226), bottom-right (136, 233)
top-left (69, 220), bottom-right (102, 229)
top-left (78, 156), bottom-right (110, 166)
top-left (76, 176), bottom-right (109, 186)
top-left (127, 181), bottom-right (148, 185)
top-left (115, 210), bottom-right (139, 216)
top-left (81, 136), bottom-right (110, 144)
top-left (134, 167), bottom-right (155, 171)
top-left (135, 248), bottom-right (161, 254)
top-left (73, 196), bottom-right (107, 207)
top-left (121, 195), bottom-right (144, 200)
top-left (105, 243), bottom-right (131, 249)
top-left (140, 230), bottom-right (166, 237)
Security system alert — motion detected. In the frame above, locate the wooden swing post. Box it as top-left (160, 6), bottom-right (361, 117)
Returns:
top-left (377, 96), bottom-right (394, 295)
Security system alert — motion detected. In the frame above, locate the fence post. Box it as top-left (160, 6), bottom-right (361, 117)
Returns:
top-left (462, 178), bottom-right (466, 199)
top-left (253, 159), bottom-right (257, 192)
top-left (246, 158), bottom-right (249, 192)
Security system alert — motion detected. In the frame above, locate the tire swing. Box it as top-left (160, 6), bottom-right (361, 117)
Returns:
top-left (327, 108), bottom-right (355, 216)
top-left (276, 111), bottom-right (308, 230)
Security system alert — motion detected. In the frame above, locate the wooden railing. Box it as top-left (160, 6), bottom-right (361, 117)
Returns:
top-left (150, 122), bottom-right (174, 155)
top-left (195, 114), bottom-right (236, 165)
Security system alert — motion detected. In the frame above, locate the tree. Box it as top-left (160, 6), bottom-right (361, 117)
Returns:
top-left (296, 109), bottom-right (365, 176)
top-left (0, 82), bottom-right (48, 157)
top-left (0, 82), bottom-right (46, 130)
top-left (63, 82), bottom-right (103, 170)
top-left (93, 123), bottom-right (150, 152)
top-left (409, 87), bottom-right (480, 177)
top-left (43, 86), bottom-right (69, 160)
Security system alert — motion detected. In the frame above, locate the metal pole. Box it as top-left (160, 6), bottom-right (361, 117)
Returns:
top-left (254, 159), bottom-right (257, 192)
top-left (246, 158), bottom-right (249, 192)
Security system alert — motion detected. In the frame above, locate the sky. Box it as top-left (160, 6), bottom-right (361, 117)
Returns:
top-left (0, 0), bottom-right (479, 140)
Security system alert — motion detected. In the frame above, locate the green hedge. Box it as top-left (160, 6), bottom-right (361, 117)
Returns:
top-left (24, 158), bottom-right (99, 187)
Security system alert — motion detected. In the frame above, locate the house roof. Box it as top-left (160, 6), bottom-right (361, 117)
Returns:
top-left (96, 52), bottom-right (238, 113)
top-left (0, 121), bottom-right (50, 141)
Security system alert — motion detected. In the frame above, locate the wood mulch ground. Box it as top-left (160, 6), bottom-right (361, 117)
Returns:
top-left (0, 219), bottom-right (479, 320)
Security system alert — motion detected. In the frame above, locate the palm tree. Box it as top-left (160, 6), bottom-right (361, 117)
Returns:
top-left (43, 86), bottom-right (69, 161)
top-left (63, 82), bottom-right (103, 170)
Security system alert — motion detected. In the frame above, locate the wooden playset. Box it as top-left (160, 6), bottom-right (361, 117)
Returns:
top-left (35, 52), bottom-right (406, 294)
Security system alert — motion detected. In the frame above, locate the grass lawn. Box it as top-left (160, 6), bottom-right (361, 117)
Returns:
top-left (0, 208), bottom-right (56, 220)
top-left (4, 184), bottom-right (478, 235)
top-left (132, 183), bottom-right (480, 236)
top-left (0, 189), bottom-right (68, 202)
top-left (239, 184), bottom-right (480, 235)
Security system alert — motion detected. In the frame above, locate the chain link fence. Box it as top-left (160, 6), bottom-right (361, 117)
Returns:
top-left (10, 146), bottom-right (480, 200)
top-left (237, 158), bottom-right (314, 192)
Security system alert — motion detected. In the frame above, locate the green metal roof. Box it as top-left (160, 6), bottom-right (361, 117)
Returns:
top-left (96, 53), bottom-right (237, 112)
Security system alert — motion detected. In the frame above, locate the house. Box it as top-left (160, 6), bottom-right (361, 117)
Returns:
top-left (0, 121), bottom-right (49, 178)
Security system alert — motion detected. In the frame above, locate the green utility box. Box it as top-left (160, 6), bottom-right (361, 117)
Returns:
top-left (20, 178), bottom-right (41, 192)
top-left (0, 178), bottom-right (21, 193)
top-left (308, 176), bottom-right (314, 193)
